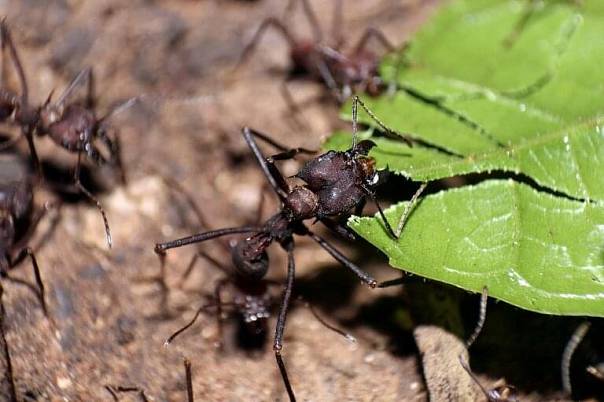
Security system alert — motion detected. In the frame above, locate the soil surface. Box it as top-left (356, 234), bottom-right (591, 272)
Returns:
top-left (0, 0), bottom-right (602, 401)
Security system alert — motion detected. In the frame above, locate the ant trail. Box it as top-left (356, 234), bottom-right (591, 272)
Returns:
top-left (561, 321), bottom-right (591, 396)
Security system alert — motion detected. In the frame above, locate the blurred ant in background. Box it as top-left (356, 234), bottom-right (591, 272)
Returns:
top-left (0, 153), bottom-right (57, 402)
top-left (0, 20), bottom-right (126, 248)
top-left (234, 0), bottom-right (405, 110)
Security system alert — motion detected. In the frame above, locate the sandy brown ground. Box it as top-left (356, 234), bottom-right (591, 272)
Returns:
top-left (0, 0), bottom-right (602, 401)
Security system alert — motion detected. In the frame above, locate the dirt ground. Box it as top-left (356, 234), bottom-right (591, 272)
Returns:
top-left (1, 0), bottom-right (602, 401)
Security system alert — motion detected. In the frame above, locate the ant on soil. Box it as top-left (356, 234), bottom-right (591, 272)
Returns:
top-left (459, 287), bottom-right (519, 402)
top-left (156, 177), bottom-right (354, 402)
top-left (154, 97), bottom-right (415, 400)
top-left (0, 153), bottom-right (56, 402)
top-left (0, 20), bottom-right (126, 248)
top-left (234, 0), bottom-right (404, 106)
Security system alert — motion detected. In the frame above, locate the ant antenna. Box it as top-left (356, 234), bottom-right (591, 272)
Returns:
top-left (561, 321), bottom-right (591, 396)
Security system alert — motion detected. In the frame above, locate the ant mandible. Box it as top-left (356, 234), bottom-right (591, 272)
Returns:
top-left (235, 0), bottom-right (403, 104)
top-left (0, 20), bottom-right (126, 248)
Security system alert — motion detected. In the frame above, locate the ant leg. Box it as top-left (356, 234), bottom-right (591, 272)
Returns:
top-left (395, 182), bottom-right (428, 238)
top-left (164, 303), bottom-right (217, 346)
top-left (74, 150), bottom-right (112, 248)
top-left (466, 287), bottom-right (488, 349)
top-left (212, 278), bottom-right (229, 349)
top-left (104, 385), bottom-right (149, 402)
top-left (296, 296), bottom-right (356, 343)
top-left (285, 0), bottom-right (323, 43)
top-left (97, 126), bottom-right (127, 184)
top-left (315, 57), bottom-right (345, 103)
top-left (244, 126), bottom-right (316, 157)
top-left (458, 355), bottom-right (493, 402)
top-left (360, 184), bottom-right (397, 239)
top-left (318, 217), bottom-right (356, 241)
top-left (331, 0), bottom-right (344, 49)
top-left (273, 241), bottom-right (296, 402)
top-left (56, 67), bottom-right (92, 108)
top-left (306, 229), bottom-right (376, 287)
top-left (24, 127), bottom-right (42, 180)
top-left (155, 226), bottom-right (263, 254)
top-left (561, 321), bottom-right (591, 396)
top-left (353, 27), bottom-right (395, 54)
top-left (180, 251), bottom-right (230, 286)
top-left (0, 20), bottom-right (29, 105)
top-left (242, 127), bottom-right (289, 200)
top-left (184, 358), bottom-right (194, 402)
top-left (9, 247), bottom-right (47, 316)
top-left (0, 283), bottom-right (17, 402)
top-left (235, 18), bottom-right (296, 73)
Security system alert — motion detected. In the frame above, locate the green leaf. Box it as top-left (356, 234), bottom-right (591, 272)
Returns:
top-left (327, 0), bottom-right (604, 316)
top-left (342, 0), bottom-right (604, 201)
top-left (350, 180), bottom-right (604, 316)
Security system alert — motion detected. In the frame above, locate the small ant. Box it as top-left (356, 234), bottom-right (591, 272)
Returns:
top-left (0, 20), bottom-right (125, 248)
top-left (0, 153), bottom-right (54, 402)
top-left (235, 0), bottom-right (403, 104)
top-left (157, 177), bottom-right (354, 402)
top-left (459, 287), bottom-right (519, 402)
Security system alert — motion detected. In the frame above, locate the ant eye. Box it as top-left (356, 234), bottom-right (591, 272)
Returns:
top-left (368, 172), bottom-right (379, 186)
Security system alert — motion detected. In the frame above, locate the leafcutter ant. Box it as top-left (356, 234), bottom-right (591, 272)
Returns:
top-left (0, 153), bottom-right (55, 402)
top-left (0, 20), bottom-right (125, 248)
top-left (459, 287), bottom-right (519, 402)
top-left (157, 177), bottom-right (355, 402)
top-left (235, 0), bottom-right (404, 105)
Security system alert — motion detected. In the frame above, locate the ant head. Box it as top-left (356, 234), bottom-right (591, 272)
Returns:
top-left (351, 140), bottom-right (378, 187)
top-left (232, 240), bottom-right (269, 280)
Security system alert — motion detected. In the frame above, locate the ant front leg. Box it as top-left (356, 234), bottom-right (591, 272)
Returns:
top-left (273, 240), bottom-right (296, 402)
top-left (305, 227), bottom-right (377, 287)
top-left (0, 20), bottom-right (29, 106)
top-left (242, 127), bottom-right (290, 200)
top-left (97, 125), bottom-right (127, 185)
top-left (74, 150), bottom-right (112, 248)
top-left (360, 184), bottom-right (397, 239)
